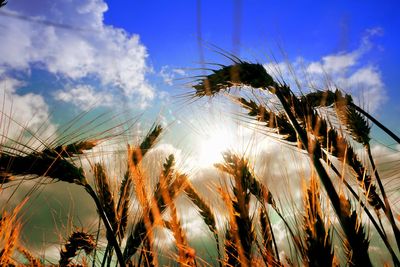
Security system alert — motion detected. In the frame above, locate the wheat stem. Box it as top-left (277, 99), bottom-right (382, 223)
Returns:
top-left (84, 183), bottom-right (124, 266)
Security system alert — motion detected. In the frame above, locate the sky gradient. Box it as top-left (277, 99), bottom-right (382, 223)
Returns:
top-left (1, 0), bottom-right (399, 141)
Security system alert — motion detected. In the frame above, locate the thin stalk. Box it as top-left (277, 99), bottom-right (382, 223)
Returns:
top-left (84, 184), bottom-right (124, 267)
top-left (274, 206), bottom-right (305, 259)
top-left (92, 217), bottom-right (102, 267)
top-left (100, 249), bottom-right (108, 267)
top-left (265, 208), bottom-right (280, 262)
top-left (366, 143), bottom-right (400, 250)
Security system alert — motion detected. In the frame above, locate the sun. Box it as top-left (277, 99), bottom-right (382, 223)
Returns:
top-left (196, 130), bottom-right (234, 167)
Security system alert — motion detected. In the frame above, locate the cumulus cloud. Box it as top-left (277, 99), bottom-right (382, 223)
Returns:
top-left (159, 65), bottom-right (186, 86)
top-left (0, 0), bottom-right (154, 109)
top-left (54, 84), bottom-right (114, 110)
top-left (306, 52), bottom-right (359, 75)
top-left (0, 77), bottom-right (57, 149)
top-left (264, 27), bottom-right (386, 113)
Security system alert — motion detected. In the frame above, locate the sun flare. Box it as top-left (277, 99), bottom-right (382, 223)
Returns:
top-left (197, 129), bottom-right (235, 167)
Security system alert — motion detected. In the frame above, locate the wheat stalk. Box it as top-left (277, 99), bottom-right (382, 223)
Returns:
top-left (258, 207), bottom-right (282, 266)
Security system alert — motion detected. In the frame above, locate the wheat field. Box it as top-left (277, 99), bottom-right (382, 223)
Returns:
top-left (1, 55), bottom-right (400, 266)
top-left (1, 1), bottom-right (400, 266)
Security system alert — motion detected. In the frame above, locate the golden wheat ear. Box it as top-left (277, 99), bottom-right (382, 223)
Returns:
top-left (17, 246), bottom-right (43, 267)
top-left (116, 171), bottom-right (131, 240)
top-left (112, 125), bottom-right (163, 245)
top-left (93, 163), bottom-right (117, 232)
top-left (216, 153), bottom-right (256, 266)
top-left (237, 97), bottom-right (297, 142)
top-left (59, 231), bottom-right (96, 266)
top-left (116, 124), bottom-right (163, 264)
top-left (182, 181), bottom-right (222, 265)
top-left (131, 124), bottom-right (163, 165)
top-left (0, 200), bottom-right (26, 266)
top-left (123, 154), bottom-right (187, 264)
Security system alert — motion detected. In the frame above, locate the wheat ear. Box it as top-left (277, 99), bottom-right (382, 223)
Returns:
top-left (216, 153), bottom-right (255, 266)
top-left (0, 0), bottom-right (7, 8)
top-left (59, 231), bottom-right (96, 267)
top-left (123, 154), bottom-right (187, 264)
top-left (302, 176), bottom-right (335, 267)
top-left (183, 182), bottom-right (221, 266)
top-left (303, 89), bottom-right (400, 249)
top-left (18, 246), bottom-right (43, 266)
top-left (239, 95), bottom-right (399, 265)
top-left (157, 155), bottom-right (196, 266)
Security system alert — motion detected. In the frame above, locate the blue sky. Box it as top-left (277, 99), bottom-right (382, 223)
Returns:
top-left (103, 1), bottom-right (400, 133)
top-left (102, 0), bottom-right (399, 75)
top-left (104, 1), bottom-right (399, 65)
top-left (0, 0), bottom-right (399, 141)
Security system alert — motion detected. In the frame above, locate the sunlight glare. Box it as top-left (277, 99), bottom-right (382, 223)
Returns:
top-left (197, 130), bottom-right (234, 167)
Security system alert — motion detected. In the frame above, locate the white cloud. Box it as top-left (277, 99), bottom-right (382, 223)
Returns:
top-left (0, 77), bottom-right (57, 150)
top-left (54, 84), bottom-right (114, 110)
top-left (160, 66), bottom-right (174, 86)
top-left (0, 0), bottom-right (154, 108)
top-left (159, 66), bottom-right (186, 86)
top-left (306, 52), bottom-right (358, 75)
